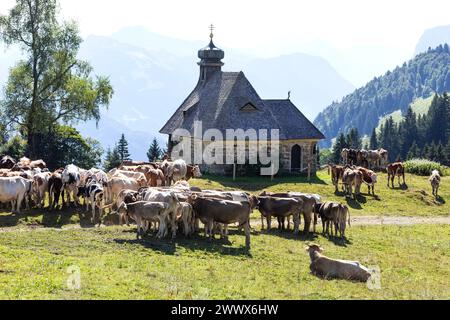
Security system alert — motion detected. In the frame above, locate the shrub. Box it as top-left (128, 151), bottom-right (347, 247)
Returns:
top-left (404, 158), bottom-right (446, 176)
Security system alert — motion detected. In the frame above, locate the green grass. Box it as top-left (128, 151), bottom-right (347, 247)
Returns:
top-left (189, 169), bottom-right (450, 217)
top-left (410, 95), bottom-right (434, 116)
top-left (374, 95), bottom-right (434, 134)
top-left (0, 224), bottom-right (448, 299)
top-left (376, 110), bottom-right (403, 133)
top-left (0, 170), bottom-right (448, 300)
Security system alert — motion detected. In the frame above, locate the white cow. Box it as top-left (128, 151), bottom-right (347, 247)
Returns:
top-left (161, 159), bottom-right (187, 186)
top-left (0, 176), bottom-right (33, 213)
top-left (32, 172), bottom-right (51, 208)
top-left (143, 189), bottom-right (181, 238)
top-left (62, 164), bottom-right (81, 207)
top-left (108, 169), bottom-right (147, 186)
top-left (106, 176), bottom-right (141, 205)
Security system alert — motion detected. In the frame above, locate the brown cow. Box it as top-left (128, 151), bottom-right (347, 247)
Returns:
top-left (185, 165), bottom-right (202, 181)
top-left (257, 196), bottom-right (303, 233)
top-left (357, 167), bottom-right (378, 195)
top-left (387, 162), bottom-right (405, 188)
top-left (30, 160), bottom-right (47, 169)
top-left (314, 201), bottom-right (350, 238)
top-left (259, 191), bottom-right (319, 234)
top-left (0, 156), bottom-right (16, 169)
top-left (328, 164), bottom-right (345, 192)
top-left (48, 171), bottom-right (64, 210)
top-left (189, 195), bottom-right (259, 248)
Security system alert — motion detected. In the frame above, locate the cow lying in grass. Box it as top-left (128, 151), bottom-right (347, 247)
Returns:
top-left (306, 244), bottom-right (371, 282)
top-left (429, 170), bottom-right (441, 197)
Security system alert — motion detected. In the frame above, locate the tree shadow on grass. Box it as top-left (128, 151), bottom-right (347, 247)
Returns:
top-left (113, 231), bottom-right (252, 257)
top-left (259, 227), bottom-right (319, 242)
top-left (0, 202), bottom-right (98, 229)
top-left (41, 207), bottom-right (83, 228)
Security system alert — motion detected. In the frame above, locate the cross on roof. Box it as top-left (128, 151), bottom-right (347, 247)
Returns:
top-left (209, 24), bottom-right (215, 39)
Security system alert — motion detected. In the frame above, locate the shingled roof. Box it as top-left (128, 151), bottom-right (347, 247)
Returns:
top-left (160, 71), bottom-right (325, 140)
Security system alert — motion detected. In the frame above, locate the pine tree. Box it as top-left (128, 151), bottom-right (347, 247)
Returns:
top-left (332, 133), bottom-right (347, 163)
top-left (369, 128), bottom-right (378, 150)
top-left (443, 140), bottom-right (450, 166)
top-left (345, 128), bottom-right (361, 149)
top-left (147, 137), bottom-right (162, 162)
top-left (436, 143), bottom-right (445, 163)
top-left (103, 145), bottom-right (121, 171)
top-left (428, 142), bottom-right (438, 161)
top-left (117, 134), bottom-right (131, 161)
top-left (400, 107), bottom-right (418, 158)
top-left (427, 94), bottom-right (448, 144)
top-left (423, 144), bottom-right (431, 160)
top-left (407, 141), bottom-right (419, 160)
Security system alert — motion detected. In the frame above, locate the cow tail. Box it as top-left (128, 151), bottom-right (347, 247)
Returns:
top-left (347, 207), bottom-right (351, 227)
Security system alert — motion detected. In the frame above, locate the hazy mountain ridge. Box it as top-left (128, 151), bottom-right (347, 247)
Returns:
top-left (75, 31), bottom-right (355, 159)
top-left (415, 25), bottom-right (450, 55)
top-left (314, 46), bottom-right (450, 147)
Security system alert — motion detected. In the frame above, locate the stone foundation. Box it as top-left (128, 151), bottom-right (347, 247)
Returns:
top-left (171, 137), bottom-right (319, 176)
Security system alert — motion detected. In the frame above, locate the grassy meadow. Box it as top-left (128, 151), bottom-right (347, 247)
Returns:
top-left (0, 224), bottom-right (448, 299)
top-left (0, 169), bottom-right (449, 300)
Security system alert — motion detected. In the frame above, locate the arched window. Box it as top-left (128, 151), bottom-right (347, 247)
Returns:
top-left (291, 145), bottom-right (302, 172)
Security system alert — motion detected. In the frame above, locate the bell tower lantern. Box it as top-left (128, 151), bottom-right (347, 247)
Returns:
top-left (198, 24), bottom-right (224, 81)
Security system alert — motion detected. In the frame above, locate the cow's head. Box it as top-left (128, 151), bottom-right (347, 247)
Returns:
top-left (305, 243), bottom-right (324, 253)
top-left (370, 172), bottom-right (378, 183)
top-left (313, 202), bottom-right (323, 214)
top-left (248, 194), bottom-right (259, 210)
top-left (191, 165), bottom-right (202, 178)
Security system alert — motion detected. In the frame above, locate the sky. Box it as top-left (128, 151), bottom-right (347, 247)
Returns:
top-left (1, 0), bottom-right (449, 50)
top-left (1, 0), bottom-right (450, 85)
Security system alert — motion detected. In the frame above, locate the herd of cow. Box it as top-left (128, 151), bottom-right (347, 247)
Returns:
top-left (2, 152), bottom-right (443, 283)
top-left (340, 148), bottom-right (389, 169)
top-left (330, 148), bottom-right (443, 200)
top-left (0, 155), bottom-right (355, 251)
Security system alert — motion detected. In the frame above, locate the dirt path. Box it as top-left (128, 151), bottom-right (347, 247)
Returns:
top-left (349, 215), bottom-right (450, 226)
top-left (251, 215), bottom-right (450, 226)
top-left (1, 215), bottom-right (449, 234)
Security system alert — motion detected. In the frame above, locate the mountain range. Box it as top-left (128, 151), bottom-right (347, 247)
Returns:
top-left (415, 25), bottom-right (450, 55)
top-left (314, 24), bottom-right (450, 147)
top-left (3, 24), bottom-right (450, 159)
top-left (314, 46), bottom-right (450, 147)
top-left (73, 29), bottom-right (355, 159)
